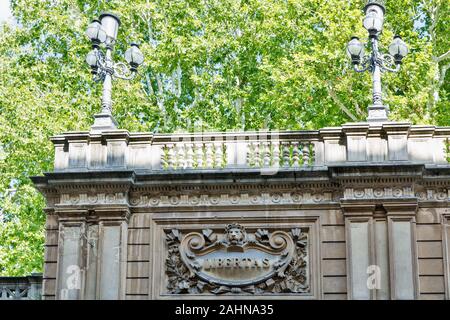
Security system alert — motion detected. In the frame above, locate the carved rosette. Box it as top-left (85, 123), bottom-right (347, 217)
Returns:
top-left (130, 191), bottom-right (335, 207)
top-left (165, 223), bottom-right (309, 295)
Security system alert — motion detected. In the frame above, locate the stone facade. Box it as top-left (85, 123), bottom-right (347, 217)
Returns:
top-left (32, 121), bottom-right (450, 299)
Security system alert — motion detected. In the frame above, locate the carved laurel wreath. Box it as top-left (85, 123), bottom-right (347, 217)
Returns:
top-left (165, 225), bottom-right (309, 295)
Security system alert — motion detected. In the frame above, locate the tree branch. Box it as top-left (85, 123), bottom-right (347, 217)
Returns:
top-left (433, 50), bottom-right (450, 63)
top-left (325, 82), bottom-right (358, 121)
top-left (439, 63), bottom-right (449, 87)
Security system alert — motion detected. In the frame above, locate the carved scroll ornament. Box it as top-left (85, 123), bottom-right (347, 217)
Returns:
top-left (165, 223), bottom-right (309, 295)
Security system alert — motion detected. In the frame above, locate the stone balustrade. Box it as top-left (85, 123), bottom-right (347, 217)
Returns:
top-left (51, 122), bottom-right (450, 172)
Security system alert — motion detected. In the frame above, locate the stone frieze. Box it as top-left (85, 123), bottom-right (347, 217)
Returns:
top-left (131, 191), bottom-right (336, 207)
top-left (344, 187), bottom-right (415, 199)
top-left (55, 188), bottom-right (450, 208)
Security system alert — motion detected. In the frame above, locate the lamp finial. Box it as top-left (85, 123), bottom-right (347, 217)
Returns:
top-left (364, 0), bottom-right (385, 13)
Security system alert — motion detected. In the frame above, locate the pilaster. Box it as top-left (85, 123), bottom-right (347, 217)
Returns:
top-left (384, 199), bottom-right (419, 299)
top-left (341, 201), bottom-right (375, 300)
top-left (95, 208), bottom-right (130, 300)
top-left (55, 209), bottom-right (89, 300)
top-left (383, 123), bottom-right (411, 161)
top-left (442, 213), bottom-right (450, 299)
top-left (103, 130), bottom-right (129, 169)
top-left (342, 123), bottom-right (370, 162)
top-left (408, 126), bottom-right (435, 163)
top-left (366, 123), bottom-right (388, 162)
top-left (320, 127), bottom-right (346, 163)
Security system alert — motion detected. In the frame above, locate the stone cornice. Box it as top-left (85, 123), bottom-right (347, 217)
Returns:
top-left (30, 163), bottom-right (450, 211)
top-left (31, 164), bottom-right (450, 190)
top-left (33, 163), bottom-right (450, 187)
top-left (329, 163), bottom-right (425, 182)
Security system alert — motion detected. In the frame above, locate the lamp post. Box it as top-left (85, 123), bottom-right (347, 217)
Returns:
top-left (347, 0), bottom-right (408, 122)
top-left (85, 13), bottom-right (144, 131)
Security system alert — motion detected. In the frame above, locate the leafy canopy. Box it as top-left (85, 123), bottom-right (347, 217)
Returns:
top-left (0, 0), bottom-right (448, 275)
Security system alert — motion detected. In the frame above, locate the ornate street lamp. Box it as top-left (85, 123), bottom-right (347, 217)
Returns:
top-left (85, 13), bottom-right (144, 131)
top-left (347, 0), bottom-right (408, 122)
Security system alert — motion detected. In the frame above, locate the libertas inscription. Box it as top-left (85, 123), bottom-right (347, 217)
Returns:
top-left (165, 223), bottom-right (309, 295)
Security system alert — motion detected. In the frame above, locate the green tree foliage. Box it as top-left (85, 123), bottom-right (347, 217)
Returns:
top-left (0, 0), bottom-right (448, 275)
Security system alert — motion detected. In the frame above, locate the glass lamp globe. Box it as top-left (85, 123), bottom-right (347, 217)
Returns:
top-left (363, 11), bottom-right (383, 36)
top-left (86, 50), bottom-right (98, 66)
top-left (86, 50), bottom-right (98, 74)
top-left (347, 37), bottom-right (364, 63)
top-left (389, 35), bottom-right (409, 63)
top-left (99, 13), bottom-right (121, 45)
top-left (125, 43), bottom-right (144, 70)
top-left (86, 19), bottom-right (106, 45)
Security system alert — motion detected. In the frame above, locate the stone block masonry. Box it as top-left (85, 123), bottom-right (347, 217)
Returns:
top-left (32, 121), bottom-right (450, 299)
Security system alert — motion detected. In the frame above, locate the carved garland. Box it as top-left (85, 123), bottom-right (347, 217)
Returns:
top-left (165, 224), bottom-right (309, 295)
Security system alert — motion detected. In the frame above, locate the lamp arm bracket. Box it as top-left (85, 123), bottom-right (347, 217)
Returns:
top-left (353, 55), bottom-right (372, 73)
top-left (112, 61), bottom-right (136, 80)
top-left (377, 54), bottom-right (400, 73)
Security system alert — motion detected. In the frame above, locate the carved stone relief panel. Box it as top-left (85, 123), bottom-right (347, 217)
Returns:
top-left (344, 186), bottom-right (415, 200)
top-left (160, 222), bottom-right (314, 297)
top-left (59, 192), bottom-right (128, 206)
top-left (415, 188), bottom-right (450, 202)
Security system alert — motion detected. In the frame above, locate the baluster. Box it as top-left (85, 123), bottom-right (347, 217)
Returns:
top-left (176, 143), bottom-right (185, 169)
top-left (223, 143), bottom-right (228, 167)
top-left (205, 143), bottom-right (213, 168)
top-left (254, 142), bottom-right (260, 167)
top-left (167, 144), bottom-right (176, 169)
top-left (282, 142), bottom-right (290, 167)
top-left (186, 143), bottom-right (194, 168)
top-left (161, 145), bottom-right (169, 169)
top-left (195, 142), bottom-right (204, 168)
top-left (263, 142), bottom-right (270, 167)
top-left (302, 142), bottom-right (310, 166)
top-left (247, 142), bottom-right (255, 167)
top-left (272, 141), bottom-right (280, 167)
top-left (292, 142), bottom-right (300, 167)
top-left (214, 142), bottom-right (223, 168)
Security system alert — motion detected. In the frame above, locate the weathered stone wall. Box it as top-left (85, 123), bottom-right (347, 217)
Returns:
top-left (32, 121), bottom-right (450, 300)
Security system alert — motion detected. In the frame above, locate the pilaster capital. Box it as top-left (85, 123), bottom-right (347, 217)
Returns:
top-left (382, 122), bottom-right (411, 135)
top-left (408, 125), bottom-right (435, 138)
top-left (54, 209), bottom-right (89, 222)
top-left (382, 198), bottom-right (418, 216)
top-left (319, 127), bottom-right (343, 140)
top-left (102, 130), bottom-right (130, 143)
top-left (342, 122), bottom-right (370, 136)
top-left (94, 207), bottom-right (130, 223)
top-left (340, 199), bottom-right (376, 217)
